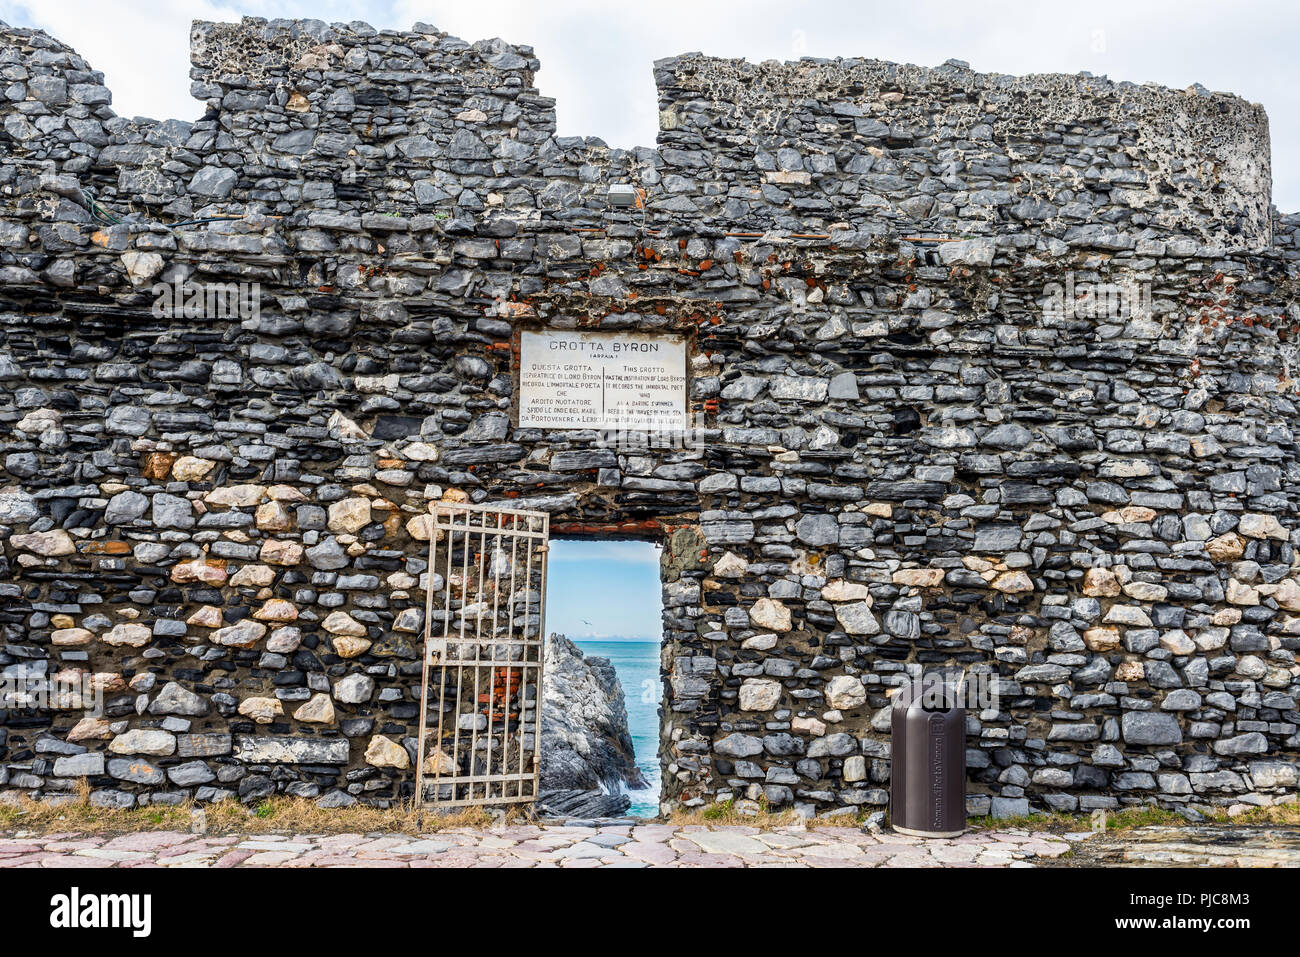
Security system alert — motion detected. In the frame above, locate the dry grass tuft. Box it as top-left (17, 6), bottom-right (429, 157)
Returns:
top-left (1205, 800), bottom-right (1300, 827)
top-left (965, 811), bottom-right (1079, 832)
top-left (6, 784), bottom-right (1299, 839)
top-left (1102, 806), bottom-right (1187, 830)
top-left (968, 800), bottom-right (1300, 833)
top-left (666, 798), bottom-right (805, 830)
top-left (0, 787), bottom-right (510, 837)
top-left (967, 807), bottom-right (1186, 833)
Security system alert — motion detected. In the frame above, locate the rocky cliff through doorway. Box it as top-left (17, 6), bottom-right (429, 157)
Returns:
top-left (539, 540), bottom-right (664, 818)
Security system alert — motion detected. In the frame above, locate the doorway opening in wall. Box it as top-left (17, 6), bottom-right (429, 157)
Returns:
top-left (544, 538), bottom-right (663, 817)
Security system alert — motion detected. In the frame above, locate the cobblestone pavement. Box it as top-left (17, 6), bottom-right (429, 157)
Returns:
top-left (0, 824), bottom-right (1075, 868)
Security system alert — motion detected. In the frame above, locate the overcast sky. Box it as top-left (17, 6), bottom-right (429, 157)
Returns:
top-left (547, 540), bottom-right (663, 640)
top-left (3, 0), bottom-right (1298, 211)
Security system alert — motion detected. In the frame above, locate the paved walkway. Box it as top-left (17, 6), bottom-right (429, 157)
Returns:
top-left (0, 824), bottom-right (1074, 868)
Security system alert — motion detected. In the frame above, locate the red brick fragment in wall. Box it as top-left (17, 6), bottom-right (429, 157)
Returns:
top-left (142, 452), bottom-right (176, 480)
top-left (551, 519), bottom-right (661, 538)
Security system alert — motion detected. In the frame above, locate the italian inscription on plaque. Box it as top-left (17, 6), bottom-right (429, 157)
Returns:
top-left (518, 330), bottom-right (688, 430)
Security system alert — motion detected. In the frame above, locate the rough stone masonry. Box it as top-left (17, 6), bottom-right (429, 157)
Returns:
top-left (0, 16), bottom-right (1299, 819)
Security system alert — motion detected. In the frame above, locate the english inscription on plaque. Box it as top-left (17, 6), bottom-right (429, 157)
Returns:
top-left (518, 330), bottom-right (688, 430)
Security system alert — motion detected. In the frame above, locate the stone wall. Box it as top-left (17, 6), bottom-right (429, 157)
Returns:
top-left (1, 16), bottom-right (1299, 818)
top-left (653, 54), bottom-right (1273, 245)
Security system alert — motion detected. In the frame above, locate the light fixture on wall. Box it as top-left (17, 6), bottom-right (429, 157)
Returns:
top-left (606, 184), bottom-right (643, 208)
top-left (606, 183), bottom-right (649, 253)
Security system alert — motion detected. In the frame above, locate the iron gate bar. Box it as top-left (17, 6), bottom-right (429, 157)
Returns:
top-left (415, 501), bottom-right (550, 809)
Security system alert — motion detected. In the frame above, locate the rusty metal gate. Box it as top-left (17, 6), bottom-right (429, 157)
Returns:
top-left (416, 501), bottom-right (550, 809)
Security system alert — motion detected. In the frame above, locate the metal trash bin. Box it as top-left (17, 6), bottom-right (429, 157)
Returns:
top-left (889, 671), bottom-right (966, 838)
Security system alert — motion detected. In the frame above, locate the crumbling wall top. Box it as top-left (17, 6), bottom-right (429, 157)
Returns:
top-left (653, 53), bottom-right (1273, 246)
